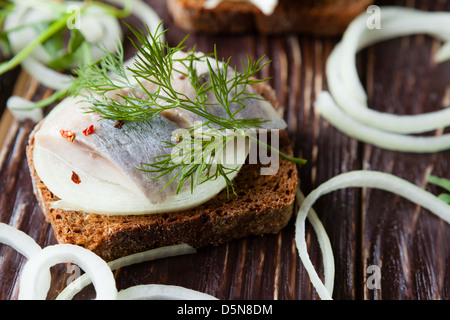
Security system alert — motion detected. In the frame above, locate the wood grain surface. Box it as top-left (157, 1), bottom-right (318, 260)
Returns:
top-left (1, 0), bottom-right (450, 300)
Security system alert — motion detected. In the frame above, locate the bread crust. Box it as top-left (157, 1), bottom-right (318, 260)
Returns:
top-left (26, 83), bottom-right (298, 262)
top-left (167, 0), bottom-right (374, 35)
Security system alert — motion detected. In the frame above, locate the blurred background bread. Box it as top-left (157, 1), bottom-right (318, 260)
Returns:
top-left (167, 0), bottom-right (374, 35)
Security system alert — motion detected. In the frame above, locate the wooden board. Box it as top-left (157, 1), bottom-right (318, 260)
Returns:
top-left (0, 0), bottom-right (449, 300)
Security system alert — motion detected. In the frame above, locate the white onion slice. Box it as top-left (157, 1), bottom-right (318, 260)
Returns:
top-left (0, 223), bottom-right (42, 259)
top-left (337, 7), bottom-right (450, 107)
top-left (0, 223), bottom-right (52, 299)
top-left (20, 58), bottom-right (74, 90)
top-left (295, 188), bottom-right (335, 296)
top-left (18, 244), bottom-right (117, 300)
top-left (117, 284), bottom-right (218, 300)
top-left (435, 41), bottom-right (450, 63)
top-left (315, 91), bottom-right (450, 153)
top-left (0, 222), bottom-right (207, 300)
top-left (295, 170), bottom-right (450, 300)
top-left (327, 45), bottom-right (450, 135)
top-left (4, 0), bottom-right (164, 91)
top-left (56, 243), bottom-right (196, 300)
top-left (5, 1), bottom-right (121, 90)
top-left (7, 95), bottom-right (44, 122)
top-left (323, 6), bottom-right (450, 138)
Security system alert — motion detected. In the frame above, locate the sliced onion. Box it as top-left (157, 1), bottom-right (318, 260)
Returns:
top-left (0, 222), bottom-right (52, 300)
top-left (0, 223), bottom-right (42, 259)
top-left (435, 41), bottom-right (450, 63)
top-left (338, 7), bottom-right (450, 104)
top-left (18, 244), bottom-right (117, 300)
top-left (5, 1), bottom-right (121, 90)
top-left (327, 45), bottom-right (450, 135)
top-left (295, 170), bottom-right (450, 300)
top-left (20, 58), bottom-right (74, 90)
top-left (56, 243), bottom-right (196, 300)
top-left (295, 188), bottom-right (335, 297)
top-left (4, 0), bottom-right (164, 91)
top-left (315, 91), bottom-right (450, 153)
top-left (1, 222), bottom-right (204, 300)
top-left (7, 95), bottom-right (44, 122)
top-left (322, 6), bottom-right (450, 140)
top-left (116, 284), bottom-right (218, 300)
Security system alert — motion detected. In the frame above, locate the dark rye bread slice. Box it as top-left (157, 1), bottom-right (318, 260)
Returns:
top-left (167, 0), bottom-right (374, 35)
top-left (26, 83), bottom-right (298, 262)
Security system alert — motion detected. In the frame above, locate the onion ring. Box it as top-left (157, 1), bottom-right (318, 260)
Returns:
top-left (315, 91), bottom-right (450, 153)
top-left (0, 223), bottom-right (52, 299)
top-left (295, 188), bottom-right (335, 297)
top-left (56, 243), bottom-right (196, 300)
top-left (4, 0), bottom-right (164, 90)
top-left (295, 170), bottom-right (450, 300)
top-left (18, 244), bottom-right (117, 300)
top-left (322, 6), bottom-right (450, 141)
top-left (5, 1), bottom-right (122, 90)
top-left (0, 223), bottom-right (42, 259)
top-left (116, 284), bottom-right (218, 300)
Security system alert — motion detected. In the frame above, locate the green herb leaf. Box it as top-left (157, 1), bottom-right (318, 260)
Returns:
top-left (438, 193), bottom-right (450, 204)
top-left (68, 28), bottom-right (86, 54)
top-left (47, 29), bottom-right (87, 70)
top-left (0, 0), bottom-right (131, 75)
top-left (428, 175), bottom-right (450, 204)
top-left (428, 175), bottom-right (450, 192)
top-left (39, 22), bottom-right (65, 59)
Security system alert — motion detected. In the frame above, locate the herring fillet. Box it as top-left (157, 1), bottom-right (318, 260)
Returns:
top-left (85, 115), bottom-right (182, 202)
top-left (32, 52), bottom-right (287, 214)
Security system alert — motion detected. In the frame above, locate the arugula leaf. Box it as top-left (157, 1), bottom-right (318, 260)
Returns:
top-left (428, 175), bottom-right (450, 192)
top-left (438, 194), bottom-right (450, 204)
top-left (38, 22), bottom-right (64, 60)
top-left (68, 28), bottom-right (85, 53)
top-left (0, 0), bottom-right (131, 75)
top-left (428, 175), bottom-right (450, 204)
top-left (47, 29), bottom-right (87, 70)
top-left (0, 30), bottom-right (10, 56)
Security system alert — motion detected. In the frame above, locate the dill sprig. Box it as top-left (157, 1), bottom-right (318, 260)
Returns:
top-left (144, 126), bottom-right (243, 196)
top-left (69, 23), bottom-right (306, 195)
top-left (72, 24), bottom-right (269, 130)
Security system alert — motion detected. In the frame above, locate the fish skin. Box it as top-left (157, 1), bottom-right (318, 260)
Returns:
top-left (34, 52), bottom-right (286, 205)
top-left (84, 115), bottom-right (182, 202)
top-left (35, 96), bottom-right (181, 204)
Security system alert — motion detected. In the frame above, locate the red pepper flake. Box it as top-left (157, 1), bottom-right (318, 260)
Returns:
top-left (83, 125), bottom-right (95, 136)
top-left (60, 129), bottom-right (75, 142)
top-left (179, 74), bottom-right (186, 80)
top-left (114, 120), bottom-right (125, 129)
top-left (71, 171), bottom-right (81, 184)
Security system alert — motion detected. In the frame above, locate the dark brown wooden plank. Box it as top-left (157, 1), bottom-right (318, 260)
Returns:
top-left (361, 2), bottom-right (450, 298)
